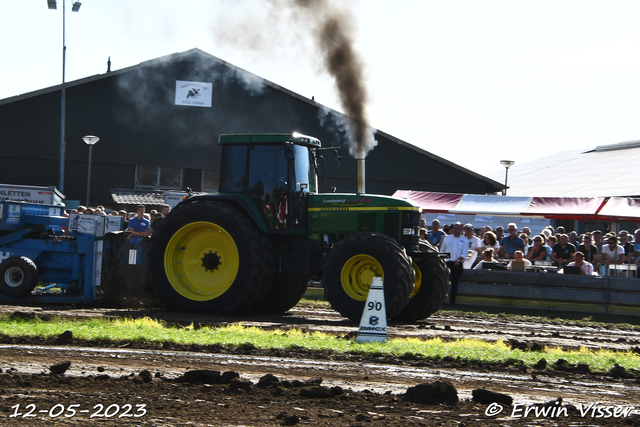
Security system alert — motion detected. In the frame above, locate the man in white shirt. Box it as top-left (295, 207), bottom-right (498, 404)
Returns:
top-left (439, 222), bottom-right (468, 305)
top-left (463, 224), bottom-right (482, 253)
top-left (463, 223), bottom-right (482, 268)
top-left (566, 251), bottom-right (596, 275)
top-left (602, 237), bottom-right (625, 266)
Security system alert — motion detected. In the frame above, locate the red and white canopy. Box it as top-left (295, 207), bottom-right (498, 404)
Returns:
top-left (392, 190), bottom-right (637, 221)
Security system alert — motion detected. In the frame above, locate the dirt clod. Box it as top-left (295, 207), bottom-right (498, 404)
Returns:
top-left (49, 361), bottom-right (71, 375)
top-left (300, 385), bottom-right (333, 398)
top-left (471, 388), bottom-right (513, 405)
top-left (404, 380), bottom-right (458, 405)
top-left (139, 369), bottom-right (153, 382)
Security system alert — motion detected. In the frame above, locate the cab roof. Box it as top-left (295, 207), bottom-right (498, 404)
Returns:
top-left (218, 133), bottom-right (321, 148)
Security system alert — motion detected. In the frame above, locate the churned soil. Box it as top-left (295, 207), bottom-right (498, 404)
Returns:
top-left (0, 304), bottom-right (639, 426)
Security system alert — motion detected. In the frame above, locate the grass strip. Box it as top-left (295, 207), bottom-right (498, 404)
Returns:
top-left (0, 315), bottom-right (638, 373)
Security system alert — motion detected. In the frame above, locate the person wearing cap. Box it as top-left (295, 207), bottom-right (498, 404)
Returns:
top-left (494, 226), bottom-right (505, 241)
top-left (419, 228), bottom-right (427, 240)
top-left (439, 222), bottom-right (467, 305)
top-left (463, 224), bottom-right (482, 256)
top-left (427, 219), bottom-right (446, 247)
top-left (499, 223), bottom-right (525, 259)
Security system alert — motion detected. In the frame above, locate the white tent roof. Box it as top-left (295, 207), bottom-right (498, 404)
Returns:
top-left (487, 140), bottom-right (640, 197)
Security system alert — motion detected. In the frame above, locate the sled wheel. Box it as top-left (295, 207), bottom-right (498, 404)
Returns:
top-left (149, 201), bottom-right (274, 314)
top-left (322, 233), bottom-right (413, 322)
top-left (393, 240), bottom-right (449, 321)
top-left (0, 256), bottom-right (39, 297)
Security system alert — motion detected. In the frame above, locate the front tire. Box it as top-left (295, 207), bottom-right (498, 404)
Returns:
top-left (149, 200), bottom-right (274, 314)
top-left (322, 233), bottom-right (413, 322)
top-left (0, 256), bottom-right (39, 297)
top-left (393, 240), bottom-right (448, 321)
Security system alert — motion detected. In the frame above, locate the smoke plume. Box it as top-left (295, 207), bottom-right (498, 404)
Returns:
top-left (293, 0), bottom-right (376, 158)
top-left (213, 0), bottom-right (377, 158)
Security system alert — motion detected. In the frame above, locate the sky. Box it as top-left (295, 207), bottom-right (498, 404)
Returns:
top-left (2, 0), bottom-right (640, 178)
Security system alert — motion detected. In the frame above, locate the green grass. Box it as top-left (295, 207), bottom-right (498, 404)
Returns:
top-left (437, 305), bottom-right (640, 329)
top-left (303, 297), bottom-right (640, 328)
top-left (0, 315), bottom-right (638, 373)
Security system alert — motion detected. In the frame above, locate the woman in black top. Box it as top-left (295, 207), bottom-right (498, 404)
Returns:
top-left (526, 235), bottom-right (548, 261)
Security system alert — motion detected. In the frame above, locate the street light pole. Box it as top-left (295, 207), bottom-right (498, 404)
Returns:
top-left (83, 135), bottom-right (99, 207)
top-left (48, 0), bottom-right (82, 194)
top-left (500, 160), bottom-right (515, 196)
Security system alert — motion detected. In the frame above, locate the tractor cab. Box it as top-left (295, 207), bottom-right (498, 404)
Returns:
top-left (218, 133), bottom-right (320, 231)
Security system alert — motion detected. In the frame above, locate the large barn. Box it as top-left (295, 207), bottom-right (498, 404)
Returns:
top-left (0, 48), bottom-right (502, 208)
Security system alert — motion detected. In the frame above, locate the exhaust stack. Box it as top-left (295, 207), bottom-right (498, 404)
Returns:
top-left (356, 158), bottom-right (365, 194)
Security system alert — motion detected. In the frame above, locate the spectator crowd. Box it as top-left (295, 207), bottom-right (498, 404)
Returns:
top-left (65, 203), bottom-right (171, 248)
top-left (419, 219), bottom-right (640, 304)
top-left (421, 219), bottom-right (640, 273)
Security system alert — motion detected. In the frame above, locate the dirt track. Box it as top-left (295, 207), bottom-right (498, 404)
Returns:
top-left (0, 303), bottom-right (639, 426)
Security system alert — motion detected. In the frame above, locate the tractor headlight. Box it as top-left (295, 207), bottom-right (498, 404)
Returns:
top-left (402, 228), bottom-right (415, 235)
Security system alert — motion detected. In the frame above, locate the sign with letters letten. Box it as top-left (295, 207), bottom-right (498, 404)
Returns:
top-left (175, 80), bottom-right (213, 107)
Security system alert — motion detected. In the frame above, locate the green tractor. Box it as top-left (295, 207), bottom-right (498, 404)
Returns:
top-left (149, 133), bottom-right (448, 321)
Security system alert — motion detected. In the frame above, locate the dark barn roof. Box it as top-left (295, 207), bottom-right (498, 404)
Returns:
top-left (0, 48), bottom-right (502, 205)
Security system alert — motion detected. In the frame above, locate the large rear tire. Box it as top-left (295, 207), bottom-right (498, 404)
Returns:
top-left (393, 240), bottom-right (449, 321)
top-left (149, 200), bottom-right (274, 314)
top-left (255, 274), bottom-right (309, 314)
top-left (0, 256), bottom-right (39, 297)
top-left (322, 233), bottom-right (413, 322)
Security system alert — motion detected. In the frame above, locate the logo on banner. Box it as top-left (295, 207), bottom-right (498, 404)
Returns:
top-left (175, 80), bottom-right (213, 107)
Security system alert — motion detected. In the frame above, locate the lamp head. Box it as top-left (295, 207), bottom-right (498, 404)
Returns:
top-left (83, 135), bottom-right (100, 145)
top-left (47, 0), bottom-right (57, 9)
top-left (500, 160), bottom-right (515, 169)
top-left (71, 1), bottom-right (81, 12)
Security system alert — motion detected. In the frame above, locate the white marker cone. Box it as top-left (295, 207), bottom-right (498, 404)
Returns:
top-left (355, 277), bottom-right (388, 343)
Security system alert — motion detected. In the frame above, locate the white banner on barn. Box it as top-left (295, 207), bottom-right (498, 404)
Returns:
top-left (175, 80), bottom-right (213, 107)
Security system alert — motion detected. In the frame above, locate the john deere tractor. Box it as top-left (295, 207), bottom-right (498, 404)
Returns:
top-left (149, 133), bottom-right (448, 321)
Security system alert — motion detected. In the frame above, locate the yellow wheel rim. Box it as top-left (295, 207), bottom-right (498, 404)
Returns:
top-left (164, 221), bottom-right (239, 301)
top-left (340, 254), bottom-right (384, 301)
top-left (410, 261), bottom-right (422, 298)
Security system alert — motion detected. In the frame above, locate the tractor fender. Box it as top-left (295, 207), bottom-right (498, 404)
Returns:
top-left (173, 194), bottom-right (267, 233)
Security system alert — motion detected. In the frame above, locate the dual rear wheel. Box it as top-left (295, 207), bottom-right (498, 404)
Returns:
top-left (150, 201), bottom-right (309, 315)
top-left (150, 201), bottom-right (275, 314)
top-left (322, 234), bottom-right (448, 322)
top-left (322, 233), bottom-right (414, 322)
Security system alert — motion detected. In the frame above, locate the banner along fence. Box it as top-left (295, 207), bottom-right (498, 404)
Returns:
top-left (456, 270), bottom-right (640, 316)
